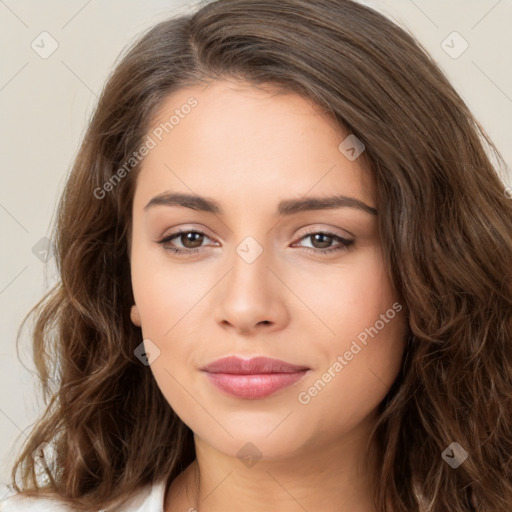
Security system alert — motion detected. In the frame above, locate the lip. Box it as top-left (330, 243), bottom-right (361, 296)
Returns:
top-left (200, 356), bottom-right (310, 400)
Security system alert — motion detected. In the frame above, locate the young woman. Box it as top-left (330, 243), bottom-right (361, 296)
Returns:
top-left (3, 0), bottom-right (511, 511)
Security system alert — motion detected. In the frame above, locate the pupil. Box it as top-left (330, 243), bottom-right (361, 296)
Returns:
top-left (313, 233), bottom-right (331, 249)
top-left (184, 232), bottom-right (203, 248)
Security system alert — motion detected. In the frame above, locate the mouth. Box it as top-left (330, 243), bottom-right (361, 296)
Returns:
top-left (200, 356), bottom-right (310, 400)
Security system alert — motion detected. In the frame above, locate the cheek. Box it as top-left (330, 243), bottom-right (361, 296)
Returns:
top-left (297, 307), bottom-right (407, 437)
top-left (294, 246), bottom-right (407, 413)
top-left (130, 238), bottom-right (210, 338)
top-left (130, 246), bottom-right (207, 421)
top-left (292, 244), bottom-right (402, 347)
top-left (129, 239), bottom-right (219, 386)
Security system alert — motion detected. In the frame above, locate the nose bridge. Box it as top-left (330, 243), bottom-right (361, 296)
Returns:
top-left (226, 209), bottom-right (272, 280)
top-left (230, 233), bottom-right (272, 295)
top-left (213, 230), bottom-right (287, 333)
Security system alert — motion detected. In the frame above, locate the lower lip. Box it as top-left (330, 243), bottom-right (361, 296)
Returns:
top-left (203, 371), bottom-right (308, 399)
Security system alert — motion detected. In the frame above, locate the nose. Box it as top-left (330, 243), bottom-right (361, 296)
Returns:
top-left (214, 243), bottom-right (289, 336)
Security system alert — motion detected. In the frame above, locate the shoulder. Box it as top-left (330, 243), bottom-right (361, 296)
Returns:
top-left (1, 478), bottom-right (168, 512)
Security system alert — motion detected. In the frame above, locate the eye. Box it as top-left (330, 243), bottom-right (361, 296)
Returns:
top-left (157, 229), bottom-right (215, 256)
top-left (291, 230), bottom-right (354, 254)
top-left (156, 229), bottom-right (355, 257)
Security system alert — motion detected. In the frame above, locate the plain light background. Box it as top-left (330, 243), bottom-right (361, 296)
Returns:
top-left (0, 0), bottom-right (511, 495)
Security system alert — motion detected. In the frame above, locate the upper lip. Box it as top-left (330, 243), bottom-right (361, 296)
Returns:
top-left (201, 356), bottom-right (310, 374)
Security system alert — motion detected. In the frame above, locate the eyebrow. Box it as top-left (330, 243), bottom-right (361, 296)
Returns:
top-left (144, 192), bottom-right (377, 216)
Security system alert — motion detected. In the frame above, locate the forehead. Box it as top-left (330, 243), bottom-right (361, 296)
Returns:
top-left (134, 79), bottom-right (375, 213)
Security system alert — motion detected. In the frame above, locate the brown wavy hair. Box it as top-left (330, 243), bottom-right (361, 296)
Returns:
top-left (9, 0), bottom-right (512, 510)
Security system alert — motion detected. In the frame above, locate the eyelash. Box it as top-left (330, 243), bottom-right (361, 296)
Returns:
top-left (156, 229), bottom-right (355, 257)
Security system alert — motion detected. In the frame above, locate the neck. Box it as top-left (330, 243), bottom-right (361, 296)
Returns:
top-left (165, 412), bottom-right (382, 512)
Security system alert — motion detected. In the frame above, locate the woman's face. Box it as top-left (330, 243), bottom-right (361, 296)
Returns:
top-left (129, 78), bottom-right (407, 460)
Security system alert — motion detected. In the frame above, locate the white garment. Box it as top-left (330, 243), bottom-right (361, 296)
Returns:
top-left (0, 478), bottom-right (167, 512)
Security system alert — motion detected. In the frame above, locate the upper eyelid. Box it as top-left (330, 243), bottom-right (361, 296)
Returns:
top-left (163, 227), bottom-right (216, 242)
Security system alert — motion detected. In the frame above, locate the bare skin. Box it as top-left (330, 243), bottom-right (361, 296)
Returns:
top-left (129, 78), bottom-right (408, 512)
